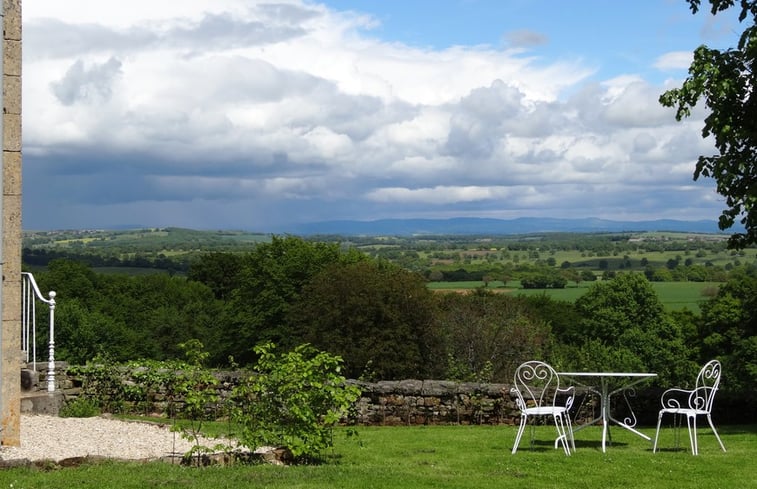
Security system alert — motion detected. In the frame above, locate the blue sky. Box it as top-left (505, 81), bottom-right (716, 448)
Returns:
top-left (21, 1), bottom-right (746, 232)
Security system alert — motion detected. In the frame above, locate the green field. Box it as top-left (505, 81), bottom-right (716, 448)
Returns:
top-left (4, 423), bottom-right (754, 489)
top-left (428, 281), bottom-right (720, 313)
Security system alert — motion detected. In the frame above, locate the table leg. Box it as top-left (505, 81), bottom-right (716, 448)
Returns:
top-left (600, 378), bottom-right (609, 453)
top-left (607, 378), bottom-right (652, 441)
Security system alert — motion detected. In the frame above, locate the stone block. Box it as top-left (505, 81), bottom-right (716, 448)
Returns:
top-left (421, 379), bottom-right (459, 396)
top-left (3, 40), bottom-right (21, 76)
top-left (395, 379), bottom-right (423, 394)
top-left (3, 0), bottom-right (22, 41)
top-left (3, 113), bottom-right (21, 151)
top-left (3, 73), bottom-right (21, 113)
top-left (2, 150), bottom-right (21, 195)
top-left (2, 192), bottom-right (22, 248)
top-left (20, 392), bottom-right (64, 415)
top-left (1, 281), bottom-right (20, 321)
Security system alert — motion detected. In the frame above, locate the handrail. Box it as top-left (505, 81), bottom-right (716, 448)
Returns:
top-left (21, 272), bottom-right (57, 392)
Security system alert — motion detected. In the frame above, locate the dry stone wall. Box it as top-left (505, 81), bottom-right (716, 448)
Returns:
top-left (29, 365), bottom-right (544, 425)
top-left (29, 364), bottom-right (748, 426)
top-left (350, 379), bottom-right (519, 425)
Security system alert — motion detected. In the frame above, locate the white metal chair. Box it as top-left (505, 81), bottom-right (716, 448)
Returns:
top-left (511, 360), bottom-right (575, 455)
top-left (653, 359), bottom-right (726, 455)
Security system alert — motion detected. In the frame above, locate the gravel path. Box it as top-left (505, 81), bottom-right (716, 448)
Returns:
top-left (0, 415), bottom-right (232, 463)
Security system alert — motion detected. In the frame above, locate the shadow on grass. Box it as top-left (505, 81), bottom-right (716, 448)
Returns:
top-left (572, 439), bottom-right (629, 450)
top-left (512, 438), bottom-right (628, 453)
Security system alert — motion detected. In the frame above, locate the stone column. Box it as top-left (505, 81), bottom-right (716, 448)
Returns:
top-left (1, 0), bottom-right (22, 447)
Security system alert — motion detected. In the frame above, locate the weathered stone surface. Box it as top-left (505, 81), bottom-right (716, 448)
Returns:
top-left (395, 379), bottom-right (423, 394)
top-left (421, 380), bottom-right (459, 396)
top-left (0, 457), bottom-right (30, 468)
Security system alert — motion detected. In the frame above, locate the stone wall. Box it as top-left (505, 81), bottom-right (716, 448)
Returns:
top-left (26, 365), bottom-right (612, 426)
top-left (350, 379), bottom-right (518, 426)
top-left (26, 364), bottom-right (751, 426)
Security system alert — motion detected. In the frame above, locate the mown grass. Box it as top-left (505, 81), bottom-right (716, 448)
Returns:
top-left (3, 423), bottom-right (754, 489)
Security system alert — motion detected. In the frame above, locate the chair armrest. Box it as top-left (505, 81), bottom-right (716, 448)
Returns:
top-left (557, 386), bottom-right (575, 411)
top-left (508, 387), bottom-right (527, 411)
top-left (660, 387), bottom-right (694, 409)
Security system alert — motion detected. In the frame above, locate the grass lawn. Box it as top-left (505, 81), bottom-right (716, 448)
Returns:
top-left (3, 423), bottom-right (754, 489)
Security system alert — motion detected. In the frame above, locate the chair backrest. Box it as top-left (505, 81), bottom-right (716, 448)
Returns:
top-left (512, 361), bottom-right (562, 410)
top-left (692, 359), bottom-right (722, 413)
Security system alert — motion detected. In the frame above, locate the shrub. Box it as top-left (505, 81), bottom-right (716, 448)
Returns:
top-left (59, 396), bottom-right (101, 418)
top-left (230, 342), bottom-right (361, 462)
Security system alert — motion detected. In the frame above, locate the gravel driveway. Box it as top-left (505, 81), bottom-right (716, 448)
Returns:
top-left (0, 414), bottom-right (232, 465)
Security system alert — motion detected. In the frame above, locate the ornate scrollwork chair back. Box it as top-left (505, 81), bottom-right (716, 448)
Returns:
top-left (511, 361), bottom-right (575, 456)
top-left (653, 359), bottom-right (726, 455)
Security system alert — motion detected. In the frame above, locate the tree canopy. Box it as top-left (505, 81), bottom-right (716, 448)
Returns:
top-left (660, 0), bottom-right (757, 248)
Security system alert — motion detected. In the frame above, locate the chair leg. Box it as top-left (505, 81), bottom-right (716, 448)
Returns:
top-left (706, 415), bottom-right (726, 452)
top-left (552, 414), bottom-right (571, 456)
top-left (653, 412), bottom-right (663, 453)
top-left (512, 415), bottom-right (528, 454)
top-left (686, 415), bottom-right (698, 455)
top-left (566, 414), bottom-right (576, 453)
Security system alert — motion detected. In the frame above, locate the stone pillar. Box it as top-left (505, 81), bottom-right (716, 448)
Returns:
top-left (1, 0), bottom-right (22, 447)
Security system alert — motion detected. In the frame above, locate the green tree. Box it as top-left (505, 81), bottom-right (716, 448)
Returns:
top-left (34, 259), bottom-right (224, 364)
top-left (580, 269), bottom-right (597, 282)
top-left (230, 342), bottom-right (361, 462)
top-left (436, 290), bottom-right (552, 383)
top-left (224, 236), bottom-right (366, 364)
top-left (52, 300), bottom-right (110, 364)
top-left (570, 273), bottom-right (696, 385)
top-left (187, 252), bottom-right (245, 300)
top-left (36, 258), bottom-right (98, 306)
top-left (698, 267), bottom-right (757, 391)
top-left (659, 0), bottom-right (757, 248)
top-left (289, 260), bottom-right (442, 380)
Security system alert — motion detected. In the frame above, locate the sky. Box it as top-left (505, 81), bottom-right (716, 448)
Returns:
top-left (21, 1), bottom-right (747, 232)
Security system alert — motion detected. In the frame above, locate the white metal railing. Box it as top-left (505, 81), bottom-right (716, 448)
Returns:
top-left (21, 272), bottom-right (57, 392)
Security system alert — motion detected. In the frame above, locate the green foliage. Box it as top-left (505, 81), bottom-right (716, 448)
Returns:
top-left (230, 342), bottom-right (361, 462)
top-left (568, 273), bottom-right (698, 385)
top-left (167, 341), bottom-right (225, 465)
top-left (34, 260), bottom-right (225, 364)
top-left (659, 0), bottom-right (757, 248)
top-left (289, 260), bottom-right (442, 379)
top-left (26, 230), bottom-right (757, 395)
top-left (58, 396), bottom-right (101, 418)
top-left (698, 267), bottom-right (757, 391)
top-left (223, 235), bottom-right (367, 364)
top-left (68, 354), bottom-right (134, 414)
top-left (520, 269), bottom-right (567, 289)
top-left (435, 290), bottom-right (552, 382)
top-left (187, 252), bottom-right (245, 300)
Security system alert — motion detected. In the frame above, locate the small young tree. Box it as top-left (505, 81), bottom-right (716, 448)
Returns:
top-left (230, 342), bottom-right (361, 462)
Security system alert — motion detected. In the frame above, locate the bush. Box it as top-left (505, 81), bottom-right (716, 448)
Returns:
top-left (230, 342), bottom-right (361, 462)
top-left (59, 396), bottom-right (101, 418)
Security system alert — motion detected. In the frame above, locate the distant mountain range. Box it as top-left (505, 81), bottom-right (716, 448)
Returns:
top-left (287, 217), bottom-right (728, 236)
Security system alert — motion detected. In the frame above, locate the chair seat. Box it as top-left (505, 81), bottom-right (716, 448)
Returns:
top-left (523, 406), bottom-right (568, 416)
top-left (659, 407), bottom-right (708, 416)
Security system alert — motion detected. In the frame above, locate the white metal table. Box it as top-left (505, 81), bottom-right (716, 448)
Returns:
top-left (559, 372), bottom-right (657, 452)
